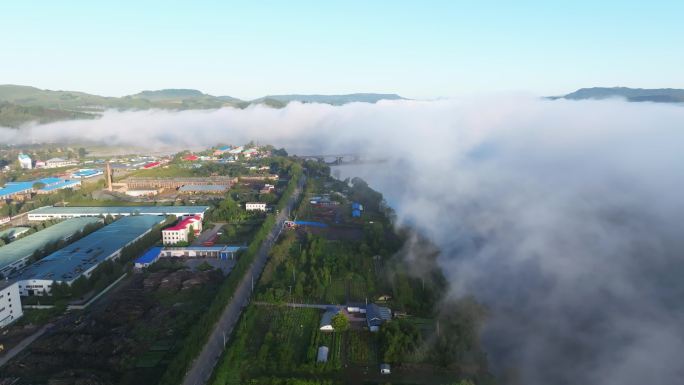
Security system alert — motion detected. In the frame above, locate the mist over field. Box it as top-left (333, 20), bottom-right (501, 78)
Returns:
top-left (3, 96), bottom-right (684, 384)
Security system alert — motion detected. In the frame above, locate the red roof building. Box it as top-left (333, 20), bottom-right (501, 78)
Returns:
top-left (143, 161), bottom-right (161, 169)
top-left (162, 215), bottom-right (203, 245)
top-left (183, 154), bottom-right (199, 161)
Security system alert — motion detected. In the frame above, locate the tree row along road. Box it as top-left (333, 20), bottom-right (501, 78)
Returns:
top-left (182, 175), bottom-right (306, 385)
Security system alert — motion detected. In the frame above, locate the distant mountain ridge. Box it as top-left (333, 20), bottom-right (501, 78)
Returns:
top-left (557, 87), bottom-right (684, 103)
top-left (253, 93), bottom-right (405, 105)
top-left (0, 84), bottom-right (405, 127)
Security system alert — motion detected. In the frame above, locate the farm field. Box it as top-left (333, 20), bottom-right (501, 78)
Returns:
top-left (210, 306), bottom-right (339, 385)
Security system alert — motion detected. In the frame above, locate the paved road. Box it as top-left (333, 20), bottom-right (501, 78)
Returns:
top-left (182, 175), bottom-right (306, 385)
top-left (193, 223), bottom-right (224, 246)
top-left (5, 212), bottom-right (28, 226)
top-left (253, 301), bottom-right (344, 310)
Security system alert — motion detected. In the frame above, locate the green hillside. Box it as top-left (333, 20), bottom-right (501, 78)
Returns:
top-left (558, 87), bottom-right (684, 103)
top-left (0, 85), bottom-right (406, 127)
top-left (0, 101), bottom-right (95, 127)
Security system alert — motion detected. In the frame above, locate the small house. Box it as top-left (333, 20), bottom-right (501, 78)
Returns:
top-left (319, 308), bottom-right (340, 331)
top-left (366, 303), bottom-right (392, 332)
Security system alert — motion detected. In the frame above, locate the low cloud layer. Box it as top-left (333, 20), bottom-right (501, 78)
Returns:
top-left (3, 97), bottom-right (684, 384)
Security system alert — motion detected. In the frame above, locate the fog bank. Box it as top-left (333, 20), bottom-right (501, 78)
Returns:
top-left (3, 96), bottom-right (684, 385)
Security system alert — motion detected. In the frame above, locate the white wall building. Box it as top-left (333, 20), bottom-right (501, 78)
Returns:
top-left (125, 189), bottom-right (159, 197)
top-left (18, 154), bottom-right (32, 169)
top-left (45, 157), bottom-right (77, 169)
top-left (245, 202), bottom-right (267, 211)
top-left (0, 281), bottom-right (23, 328)
top-left (162, 215), bottom-right (203, 245)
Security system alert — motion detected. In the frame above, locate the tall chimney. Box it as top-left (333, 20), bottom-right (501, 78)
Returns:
top-left (106, 162), bottom-right (113, 192)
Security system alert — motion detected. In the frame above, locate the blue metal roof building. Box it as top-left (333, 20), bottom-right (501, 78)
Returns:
top-left (16, 216), bottom-right (164, 294)
top-left (27, 205), bottom-right (210, 221)
top-left (0, 217), bottom-right (102, 277)
top-left (0, 183), bottom-right (33, 199)
top-left (1, 177), bottom-right (81, 199)
top-left (366, 303), bottom-right (392, 332)
top-left (38, 180), bottom-right (81, 192)
top-left (134, 247), bottom-right (163, 268)
top-left (71, 169), bottom-right (103, 178)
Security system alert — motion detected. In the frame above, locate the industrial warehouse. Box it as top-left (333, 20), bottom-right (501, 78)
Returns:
top-left (0, 177), bottom-right (81, 201)
top-left (122, 176), bottom-right (235, 190)
top-left (27, 205), bottom-right (209, 221)
top-left (0, 217), bottom-right (102, 278)
top-left (15, 216), bottom-right (164, 296)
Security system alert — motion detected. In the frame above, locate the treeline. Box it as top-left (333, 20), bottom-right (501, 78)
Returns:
top-left (257, 232), bottom-right (376, 304)
top-left (276, 162), bottom-right (302, 212)
top-left (158, 170), bottom-right (303, 385)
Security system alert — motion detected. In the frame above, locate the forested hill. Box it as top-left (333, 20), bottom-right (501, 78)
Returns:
top-left (556, 87), bottom-right (684, 103)
top-left (0, 84), bottom-right (406, 127)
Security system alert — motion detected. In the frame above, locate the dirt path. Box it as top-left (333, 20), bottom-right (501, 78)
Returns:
top-left (0, 323), bottom-right (51, 367)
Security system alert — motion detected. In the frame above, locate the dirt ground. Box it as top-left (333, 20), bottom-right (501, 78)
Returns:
top-left (0, 268), bottom-right (223, 385)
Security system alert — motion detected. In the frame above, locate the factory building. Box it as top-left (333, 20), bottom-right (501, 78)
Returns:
top-left (0, 281), bottom-right (22, 328)
top-left (124, 189), bottom-right (159, 197)
top-left (123, 176), bottom-right (235, 190)
top-left (33, 178), bottom-right (81, 194)
top-left (245, 202), bottom-right (267, 211)
top-left (162, 215), bottom-right (203, 245)
top-left (0, 183), bottom-right (32, 201)
top-left (0, 217), bottom-right (102, 278)
top-left (27, 205), bottom-right (209, 221)
top-left (45, 157), bottom-right (77, 169)
top-left (70, 169), bottom-right (104, 179)
top-left (178, 184), bottom-right (229, 194)
top-left (160, 246), bottom-right (244, 260)
top-left (0, 178), bottom-right (81, 201)
top-left (134, 247), bottom-right (163, 269)
top-left (16, 216), bottom-right (164, 296)
top-left (18, 153), bottom-right (32, 169)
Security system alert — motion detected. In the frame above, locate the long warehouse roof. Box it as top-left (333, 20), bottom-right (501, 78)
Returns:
top-left (28, 205), bottom-right (210, 216)
top-left (0, 217), bottom-right (102, 270)
top-left (17, 216), bottom-right (164, 283)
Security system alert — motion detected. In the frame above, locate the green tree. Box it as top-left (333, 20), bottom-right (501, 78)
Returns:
top-left (380, 319), bottom-right (421, 363)
top-left (78, 147), bottom-right (87, 158)
top-left (331, 313), bottom-right (349, 332)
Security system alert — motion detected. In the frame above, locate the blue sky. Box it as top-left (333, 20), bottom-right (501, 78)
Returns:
top-left (1, 0), bottom-right (682, 99)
